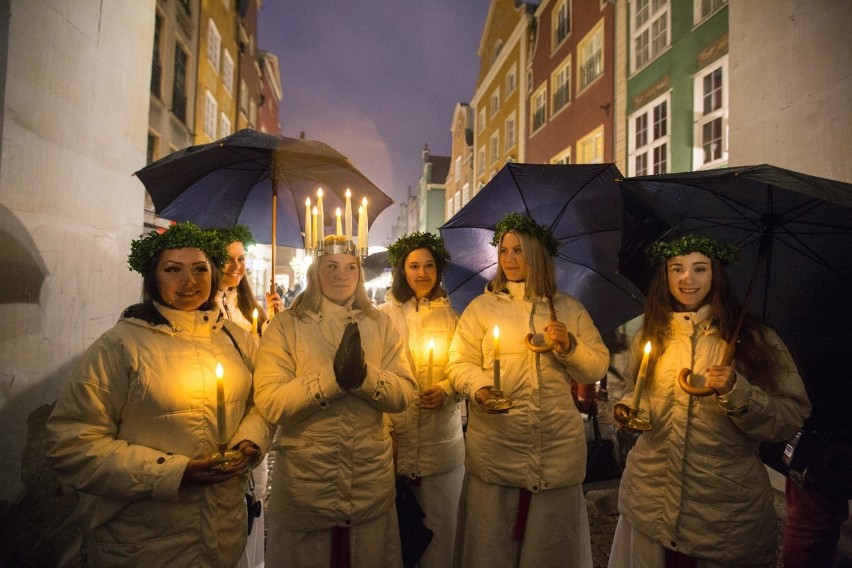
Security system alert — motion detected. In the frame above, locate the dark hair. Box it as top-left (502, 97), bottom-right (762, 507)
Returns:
top-left (641, 256), bottom-right (783, 391)
top-left (142, 248), bottom-right (220, 312)
top-left (389, 246), bottom-right (448, 303)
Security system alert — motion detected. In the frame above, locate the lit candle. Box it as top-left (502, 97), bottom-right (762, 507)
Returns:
top-left (357, 204), bottom-right (366, 251)
top-left (361, 197), bottom-right (368, 250)
top-left (316, 188), bottom-right (325, 241)
top-left (304, 197), bottom-right (312, 249)
top-left (493, 325), bottom-right (500, 391)
top-left (425, 339), bottom-right (435, 390)
top-left (344, 189), bottom-right (353, 241)
top-left (312, 206), bottom-right (318, 248)
top-left (336, 207), bottom-right (342, 236)
top-left (630, 341), bottom-right (652, 412)
top-left (216, 362), bottom-right (227, 448)
top-left (252, 308), bottom-right (259, 336)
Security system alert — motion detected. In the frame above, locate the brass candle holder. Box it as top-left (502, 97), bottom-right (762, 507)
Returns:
top-left (481, 388), bottom-right (514, 413)
top-left (209, 444), bottom-right (245, 471)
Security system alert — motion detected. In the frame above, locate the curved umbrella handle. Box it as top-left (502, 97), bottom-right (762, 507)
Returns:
top-left (525, 296), bottom-right (558, 353)
top-left (677, 368), bottom-right (717, 397)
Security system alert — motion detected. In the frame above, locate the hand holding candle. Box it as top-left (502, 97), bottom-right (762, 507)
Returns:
top-left (493, 325), bottom-right (501, 391)
top-left (215, 362), bottom-right (227, 449)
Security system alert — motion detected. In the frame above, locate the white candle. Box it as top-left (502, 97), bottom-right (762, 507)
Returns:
top-left (361, 197), bottom-right (368, 249)
top-left (252, 308), bottom-right (259, 336)
top-left (344, 189), bottom-right (353, 241)
top-left (426, 339), bottom-right (435, 390)
top-left (216, 362), bottom-right (226, 447)
top-left (357, 204), bottom-right (366, 251)
top-left (336, 207), bottom-right (342, 236)
top-left (304, 197), bottom-right (312, 250)
top-left (316, 188), bottom-right (325, 241)
top-left (312, 206), bottom-right (318, 249)
top-left (631, 341), bottom-right (652, 412)
top-left (493, 325), bottom-right (500, 391)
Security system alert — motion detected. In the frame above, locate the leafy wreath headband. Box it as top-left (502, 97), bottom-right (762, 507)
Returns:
top-left (645, 234), bottom-right (739, 265)
top-left (209, 225), bottom-right (256, 248)
top-left (127, 222), bottom-right (229, 273)
top-left (387, 232), bottom-right (451, 268)
top-left (491, 212), bottom-right (560, 257)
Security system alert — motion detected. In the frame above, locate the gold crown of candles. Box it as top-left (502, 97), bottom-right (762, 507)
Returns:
top-left (304, 188), bottom-right (369, 258)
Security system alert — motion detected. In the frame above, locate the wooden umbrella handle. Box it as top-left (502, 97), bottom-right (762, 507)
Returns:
top-left (525, 296), bottom-right (558, 353)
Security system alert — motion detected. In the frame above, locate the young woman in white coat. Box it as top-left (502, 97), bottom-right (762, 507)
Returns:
top-left (253, 235), bottom-right (418, 568)
top-left (446, 213), bottom-right (609, 568)
top-left (378, 232), bottom-right (464, 568)
top-left (608, 235), bottom-right (810, 567)
top-left (46, 222), bottom-right (272, 567)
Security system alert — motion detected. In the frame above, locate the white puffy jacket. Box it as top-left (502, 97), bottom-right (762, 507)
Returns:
top-left (379, 293), bottom-right (465, 478)
top-left (46, 302), bottom-right (272, 567)
top-left (447, 282), bottom-right (609, 490)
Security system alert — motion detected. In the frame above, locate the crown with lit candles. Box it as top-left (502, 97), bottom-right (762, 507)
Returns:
top-left (303, 187), bottom-right (369, 258)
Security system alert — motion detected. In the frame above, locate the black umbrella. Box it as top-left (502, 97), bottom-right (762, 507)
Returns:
top-left (619, 164), bottom-right (852, 360)
top-left (135, 129), bottom-right (394, 289)
top-left (439, 163), bottom-right (645, 334)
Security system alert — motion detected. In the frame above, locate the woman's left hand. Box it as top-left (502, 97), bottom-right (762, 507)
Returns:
top-left (704, 364), bottom-right (737, 395)
top-left (265, 291), bottom-right (284, 314)
top-left (236, 439), bottom-right (262, 469)
top-left (545, 320), bottom-right (573, 353)
top-left (420, 386), bottom-right (446, 409)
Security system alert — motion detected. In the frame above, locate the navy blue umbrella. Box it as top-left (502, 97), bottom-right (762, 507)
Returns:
top-left (135, 129), bottom-right (393, 288)
top-left (619, 164), bottom-right (852, 356)
top-left (439, 163), bottom-right (644, 334)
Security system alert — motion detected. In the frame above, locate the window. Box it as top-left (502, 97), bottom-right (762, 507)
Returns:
top-left (204, 90), bottom-right (217, 139)
top-left (505, 114), bottom-right (516, 151)
top-left (695, 0), bottom-right (727, 24)
top-left (222, 50), bottom-right (234, 94)
top-left (551, 56), bottom-right (571, 115)
top-left (462, 182), bottom-right (471, 205)
top-left (478, 108), bottom-right (486, 133)
top-left (207, 19), bottom-right (221, 71)
top-left (172, 45), bottom-right (188, 123)
top-left (147, 131), bottom-right (159, 164)
top-left (453, 190), bottom-right (462, 217)
top-left (531, 85), bottom-right (547, 133)
top-left (628, 94), bottom-right (669, 175)
top-left (553, 0), bottom-right (571, 49)
top-left (693, 57), bottom-right (728, 169)
top-left (551, 147), bottom-right (572, 164)
top-left (454, 156), bottom-right (461, 181)
top-left (631, 0), bottom-right (669, 72)
top-left (505, 66), bottom-right (517, 96)
top-left (477, 147), bottom-right (485, 176)
top-left (219, 112), bottom-right (231, 139)
top-left (151, 13), bottom-right (163, 97)
top-left (448, 194), bottom-right (455, 218)
top-left (490, 131), bottom-right (500, 164)
top-left (490, 89), bottom-right (501, 117)
top-left (578, 125), bottom-right (605, 164)
top-left (578, 22), bottom-right (604, 91)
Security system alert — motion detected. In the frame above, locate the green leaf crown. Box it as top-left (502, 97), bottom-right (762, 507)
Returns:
top-left (646, 234), bottom-right (740, 265)
top-left (127, 222), bottom-right (229, 273)
top-left (491, 212), bottom-right (559, 257)
top-left (209, 224), bottom-right (256, 248)
top-left (387, 232), bottom-right (451, 268)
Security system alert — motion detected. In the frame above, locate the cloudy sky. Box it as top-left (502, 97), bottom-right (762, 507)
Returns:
top-left (257, 0), bottom-right (492, 245)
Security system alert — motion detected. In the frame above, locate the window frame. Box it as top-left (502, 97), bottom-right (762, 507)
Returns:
top-left (692, 56), bottom-right (729, 170)
top-left (207, 19), bottom-right (221, 72)
top-left (550, 54), bottom-right (572, 117)
top-left (578, 20), bottom-right (604, 92)
top-left (531, 84), bottom-right (548, 134)
top-left (628, 92), bottom-right (670, 176)
top-left (630, 0), bottom-right (670, 74)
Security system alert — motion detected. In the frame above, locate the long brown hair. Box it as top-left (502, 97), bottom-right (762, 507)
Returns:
top-left (641, 257), bottom-right (783, 390)
top-left (488, 230), bottom-right (556, 299)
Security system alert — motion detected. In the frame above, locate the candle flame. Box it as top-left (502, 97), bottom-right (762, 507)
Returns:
top-left (252, 308), bottom-right (258, 319)
top-left (305, 197), bottom-right (311, 206)
top-left (345, 188), bottom-right (351, 198)
top-left (362, 197), bottom-right (367, 206)
top-left (216, 362), bottom-right (223, 378)
top-left (317, 188), bottom-right (323, 198)
top-left (429, 339), bottom-right (435, 351)
top-left (313, 205), bottom-right (318, 214)
top-left (336, 207), bottom-right (341, 217)
top-left (493, 325), bottom-right (500, 339)
top-left (644, 341), bottom-right (652, 354)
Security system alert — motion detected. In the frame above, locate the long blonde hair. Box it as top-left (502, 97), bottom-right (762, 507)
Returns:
top-left (289, 255), bottom-right (378, 319)
top-left (488, 230), bottom-right (556, 299)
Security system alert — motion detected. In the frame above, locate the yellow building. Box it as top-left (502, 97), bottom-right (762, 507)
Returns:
top-left (194, 0), bottom-right (239, 143)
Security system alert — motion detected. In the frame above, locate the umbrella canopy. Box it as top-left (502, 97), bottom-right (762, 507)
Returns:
top-left (618, 164), bottom-right (852, 355)
top-left (439, 163), bottom-right (645, 334)
top-left (135, 129), bottom-right (394, 251)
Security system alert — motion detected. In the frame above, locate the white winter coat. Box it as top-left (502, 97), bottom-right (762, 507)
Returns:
top-left (253, 299), bottom-right (417, 532)
top-left (378, 293), bottom-right (465, 478)
top-left (46, 302), bottom-right (272, 567)
top-left (447, 282), bottom-right (609, 490)
top-left (615, 305), bottom-right (811, 565)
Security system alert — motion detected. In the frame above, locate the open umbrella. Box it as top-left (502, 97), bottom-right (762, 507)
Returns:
top-left (439, 163), bottom-right (645, 334)
top-left (135, 129), bottom-right (394, 290)
top-left (618, 164), bottom-right (852, 359)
